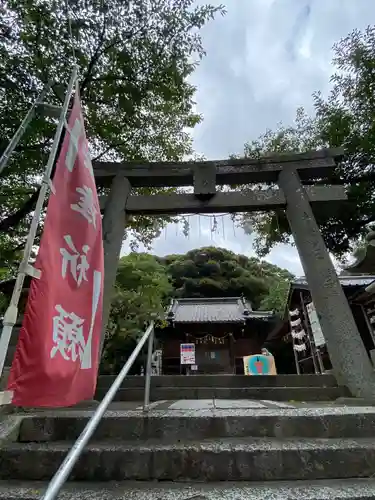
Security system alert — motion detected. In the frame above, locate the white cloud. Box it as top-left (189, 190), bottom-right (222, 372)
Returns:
top-left (121, 0), bottom-right (375, 275)
top-left (190, 0), bottom-right (375, 159)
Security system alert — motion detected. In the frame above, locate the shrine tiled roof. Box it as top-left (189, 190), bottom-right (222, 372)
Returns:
top-left (292, 275), bottom-right (375, 289)
top-left (166, 297), bottom-right (274, 323)
top-left (285, 274), bottom-right (375, 313)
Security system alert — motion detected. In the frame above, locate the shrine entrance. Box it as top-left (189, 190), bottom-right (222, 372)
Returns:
top-left (93, 148), bottom-right (375, 398)
top-left (195, 343), bottom-right (232, 375)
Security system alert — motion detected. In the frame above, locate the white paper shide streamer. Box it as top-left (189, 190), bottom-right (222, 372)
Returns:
top-left (292, 329), bottom-right (306, 340)
top-left (289, 307), bottom-right (306, 353)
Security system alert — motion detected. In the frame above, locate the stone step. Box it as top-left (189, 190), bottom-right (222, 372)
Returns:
top-left (2, 437), bottom-right (375, 481)
top-left (97, 374), bottom-right (339, 389)
top-left (17, 407), bottom-right (375, 442)
top-left (95, 385), bottom-right (348, 401)
top-left (0, 479), bottom-right (374, 500)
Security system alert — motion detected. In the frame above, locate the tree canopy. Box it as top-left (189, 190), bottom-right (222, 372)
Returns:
top-left (158, 246), bottom-right (293, 311)
top-left (239, 26), bottom-right (375, 259)
top-left (102, 252), bottom-right (172, 374)
top-left (108, 247), bottom-right (293, 340)
top-left (0, 0), bottom-right (224, 272)
top-left (91, 247), bottom-right (294, 373)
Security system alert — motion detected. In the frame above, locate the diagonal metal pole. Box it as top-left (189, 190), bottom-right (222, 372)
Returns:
top-left (0, 81), bottom-right (52, 175)
top-left (41, 322), bottom-right (154, 500)
top-left (0, 66), bottom-right (78, 380)
top-left (143, 323), bottom-right (155, 412)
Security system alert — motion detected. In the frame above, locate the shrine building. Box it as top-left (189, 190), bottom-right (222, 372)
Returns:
top-left (267, 275), bottom-right (375, 375)
top-left (155, 297), bottom-right (284, 375)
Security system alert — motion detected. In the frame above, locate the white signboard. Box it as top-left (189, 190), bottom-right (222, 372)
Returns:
top-left (180, 343), bottom-right (196, 365)
top-left (306, 302), bottom-right (325, 347)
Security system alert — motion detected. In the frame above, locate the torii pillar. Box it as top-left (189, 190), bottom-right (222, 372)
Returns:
top-left (100, 174), bottom-right (131, 356)
top-left (278, 167), bottom-right (375, 398)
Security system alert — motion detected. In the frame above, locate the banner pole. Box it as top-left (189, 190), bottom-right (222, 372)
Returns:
top-left (0, 81), bottom-right (52, 175)
top-left (0, 66), bottom-right (78, 380)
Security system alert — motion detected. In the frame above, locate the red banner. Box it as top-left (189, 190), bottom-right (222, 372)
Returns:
top-left (7, 92), bottom-right (104, 407)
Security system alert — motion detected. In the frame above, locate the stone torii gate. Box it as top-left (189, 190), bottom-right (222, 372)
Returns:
top-left (93, 148), bottom-right (375, 399)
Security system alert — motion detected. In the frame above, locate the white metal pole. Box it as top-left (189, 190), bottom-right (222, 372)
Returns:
top-left (143, 323), bottom-right (154, 412)
top-left (42, 322), bottom-right (154, 500)
top-left (315, 345), bottom-right (325, 374)
top-left (0, 67), bottom-right (78, 379)
top-left (0, 82), bottom-right (52, 175)
top-left (292, 340), bottom-right (301, 375)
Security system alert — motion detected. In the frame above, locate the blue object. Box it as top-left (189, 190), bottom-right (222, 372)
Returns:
top-left (248, 355), bottom-right (270, 375)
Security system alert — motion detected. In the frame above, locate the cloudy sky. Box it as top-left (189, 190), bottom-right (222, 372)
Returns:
top-left (122, 0), bottom-right (375, 276)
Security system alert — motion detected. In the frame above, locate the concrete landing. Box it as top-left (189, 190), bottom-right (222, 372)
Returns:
top-left (0, 479), bottom-right (374, 499)
top-left (131, 398), bottom-right (375, 411)
top-left (152, 399), bottom-right (373, 410)
top-left (95, 374), bottom-right (349, 402)
top-left (11, 398), bottom-right (375, 416)
top-left (141, 398), bottom-right (295, 410)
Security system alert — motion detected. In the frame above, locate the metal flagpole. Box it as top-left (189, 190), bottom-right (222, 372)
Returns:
top-left (143, 323), bottom-right (155, 412)
top-left (0, 66), bottom-right (78, 380)
top-left (0, 81), bottom-right (52, 175)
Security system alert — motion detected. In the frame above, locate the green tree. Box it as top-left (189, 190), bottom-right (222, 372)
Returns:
top-left (159, 246), bottom-right (294, 311)
top-left (259, 279), bottom-right (290, 314)
top-left (101, 247), bottom-right (293, 372)
top-left (101, 252), bottom-right (172, 374)
top-left (237, 108), bottom-right (320, 257)
top-left (239, 26), bottom-right (375, 258)
top-left (0, 0), bottom-right (224, 269)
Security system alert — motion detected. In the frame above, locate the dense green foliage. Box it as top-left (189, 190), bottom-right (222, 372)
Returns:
top-left (101, 246), bottom-right (293, 371)
top-left (101, 253), bottom-right (172, 374)
top-left (239, 26), bottom-right (375, 259)
top-left (101, 247), bottom-right (293, 373)
top-left (0, 0), bottom-right (224, 271)
top-left (107, 247), bottom-right (293, 340)
top-left (159, 247), bottom-right (293, 310)
top-left (108, 253), bottom-right (172, 338)
top-left (2, 8), bottom-right (374, 269)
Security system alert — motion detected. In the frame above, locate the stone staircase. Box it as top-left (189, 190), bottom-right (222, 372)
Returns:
top-left (0, 401), bottom-right (374, 498)
top-left (95, 373), bottom-right (350, 401)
